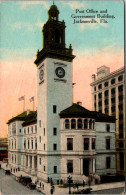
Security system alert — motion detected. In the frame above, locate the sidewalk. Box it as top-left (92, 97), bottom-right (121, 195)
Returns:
top-left (53, 181), bottom-right (125, 194)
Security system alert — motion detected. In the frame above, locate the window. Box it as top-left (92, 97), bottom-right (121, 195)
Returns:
top-left (98, 93), bottom-right (102, 98)
top-left (98, 84), bottom-right (102, 89)
top-left (31, 140), bottom-right (33, 149)
top-left (44, 128), bottom-right (45, 136)
top-left (77, 119), bottom-right (82, 129)
top-left (106, 139), bottom-right (110, 150)
top-left (67, 160), bottom-right (73, 173)
top-left (39, 120), bottom-right (41, 128)
top-left (24, 128), bottom-right (26, 134)
top-left (111, 88), bottom-right (115, 94)
top-left (119, 114), bottom-right (123, 120)
top-left (119, 133), bottom-right (123, 139)
top-left (27, 127), bottom-right (29, 134)
top-left (84, 119), bottom-right (88, 129)
top-left (28, 140), bottom-right (29, 149)
top-left (94, 86), bottom-right (96, 91)
top-left (44, 144), bottom-right (45, 151)
top-left (111, 106), bottom-right (115, 112)
top-left (104, 81), bottom-right (108, 87)
top-left (35, 125), bottom-right (37, 133)
top-left (111, 98), bottom-right (115, 104)
top-left (44, 166), bottom-right (46, 171)
top-left (106, 124), bottom-right (110, 132)
top-left (92, 138), bottom-right (95, 150)
top-left (118, 85), bottom-right (123, 92)
top-left (84, 138), bottom-right (89, 150)
top-left (111, 78), bottom-right (115, 85)
top-left (53, 105), bottom-right (57, 113)
top-left (120, 152), bottom-right (124, 170)
top-left (104, 90), bottom-right (108, 97)
top-left (118, 75), bottom-right (123, 82)
top-left (65, 119), bottom-right (69, 129)
top-left (94, 95), bottom-right (96, 100)
top-left (105, 108), bottom-right (108, 114)
top-left (39, 158), bottom-right (41, 165)
top-left (105, 99), bottom-right (108, 105)
top-left (89, 120), bottom-right (92, 129)
top-left (19, 129), bottom-right (21, 133)
top-left (98, 101), bottom-right (102, 107)
top-left (106, 157), bottom-right (111, 169)
top-left (31, 126), bottom-right (33, 134)
top-left (92, 120), bottom-right (95, 129)
top-left (119, 142), bottom-right (123, 148)
top-left (67, 138), bottom-right (73, 150)
top-left (53, 144), bottom-right (57, 151)
top-left (119, 95), bottom-right (123, 101)
top-left (15, 140), bottom-right (16, 149)
top-left (53, 128), bottom-right (57, 136)
top-left (39, 136), bottom-right (41, 143)
top-left (54, 166), bottom-right (57, 173)
top-left (24, 140), bottom-right (26, 149)
top-left (35, 139), bottom-right (37, 149)
top-left (15, 155), bottom-right (16, 163)
top-left (71, 119), bottom-right (76, 129)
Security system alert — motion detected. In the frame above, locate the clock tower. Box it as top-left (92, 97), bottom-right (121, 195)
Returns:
top-left (34, 4), bottom-right (75, 183)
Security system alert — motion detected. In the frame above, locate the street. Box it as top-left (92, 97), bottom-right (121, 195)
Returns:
top-left (0, 169), bottom-right (42, 194)
top-left (92, 187), bottom-right (124, 194)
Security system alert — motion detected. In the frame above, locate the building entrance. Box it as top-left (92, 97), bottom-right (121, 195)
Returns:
top-left (83, 159), bottom-right (89, 176)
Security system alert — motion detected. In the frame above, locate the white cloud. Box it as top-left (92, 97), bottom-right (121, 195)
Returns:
top-left (78, 18), bottom-right (109, 31)
top-left (11, 21), bottom-right (44, 32)
top-left (17, 1), bottom-right (49, 10)
top-left (65, 1), bottom-right (84, 9)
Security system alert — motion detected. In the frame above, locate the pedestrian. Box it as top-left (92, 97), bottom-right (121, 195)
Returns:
top-left (50, 188), bottom-right (53, 194)
top-left (83, 180), bottom-right (85, 187)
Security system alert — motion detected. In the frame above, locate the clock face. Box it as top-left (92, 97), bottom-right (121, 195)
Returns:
top-left (39, 69), bottom-right (44, 80)
top-left (55, 67), bottom-right (65, 78)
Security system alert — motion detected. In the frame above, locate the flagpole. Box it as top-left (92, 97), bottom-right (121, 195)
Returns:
top-left (33, 98), bottom-right (34, 111)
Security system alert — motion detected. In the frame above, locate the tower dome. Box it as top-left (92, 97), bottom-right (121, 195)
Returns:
top-left (48, 4), bottom-right (59, 21)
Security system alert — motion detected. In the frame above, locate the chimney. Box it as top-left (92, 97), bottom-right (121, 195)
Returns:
top-left (77, 101), bottom-right (82, 106)
top-left (26, 109), bottom-right (30, 115)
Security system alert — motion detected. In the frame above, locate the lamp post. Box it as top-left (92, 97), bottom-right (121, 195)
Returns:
top-left (67, 175), bottom-right (72, 194)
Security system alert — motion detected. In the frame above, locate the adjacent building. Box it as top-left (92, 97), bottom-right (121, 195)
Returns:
top-left (90, 65), bottom-right (125, 175)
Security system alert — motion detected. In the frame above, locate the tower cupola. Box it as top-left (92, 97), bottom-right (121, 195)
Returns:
top-left (48, 4), bottom-right (59, 21)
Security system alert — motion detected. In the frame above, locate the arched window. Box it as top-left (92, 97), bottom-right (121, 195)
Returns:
top-left (84, 119), bottom-right (88, 129)
top-left (89, 120), bottom-right (92, 129)
top-left (77, 119), bottom-right (82, 129)
top-left (71, 119), bottom-right (76, 129)
top-left (65, 119), bottom-right (69, 129)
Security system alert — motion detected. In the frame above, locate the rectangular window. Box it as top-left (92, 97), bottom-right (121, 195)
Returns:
top-left (35, 125), bottom-right (37, 133)
top-left (67, 138), bottom-right (73, 150)
top-left (106, 157), bottom-right (111, 169)
top-left (106, 139), bottom-right (110, 150)
top-left (44, 166), bottom-right (46, 171)
top-left (24, 128), bottom-right (26, 134)
top-left (92, 138), bottom-right (95, 150)
top-left (67, 160), bottom-right (73, 173)
top-left (39, 120), bottom-right (41, 128)
top-left (35, 139), bottom-right (37, 149)
top-left (24, 140), bottom-right (26, 149)
top-left (44, 128), bottom-right (45, 136)
top-left (53, 105), bottom-right (57, 113)
top-left (106, 124), bottom-right (110, 132)
top-left (53, 128), bottom-right (57, 136)
top-left (31, 140), bottom-right (33, 149)
top-left (84, 138), bottom-right (89, 150)
top-left (120, 152), bottom-right (124, 170)
top-left (53, 144), bottom-right (57, 151)
top-left (19, 129), bottom-right (21, 133)
top-left (44, 144), bottom-right (45, 151)
top-left (31, 126), bottom-right (33, 134)
top-left (54, 166), bottom-right (57, 173)
top-left (39, 158), bottom-right (41, 165)
top-left (39, 136), bottom-right (41, 143)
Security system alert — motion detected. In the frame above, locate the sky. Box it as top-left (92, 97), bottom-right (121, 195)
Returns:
top-left (0, 0), bottom-right (124, 138)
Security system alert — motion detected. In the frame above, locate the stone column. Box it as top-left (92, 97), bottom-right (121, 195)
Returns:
top-left (89, 159), bottom-right (92, 174)
top-left (80, 159), bottom-right (83, 175)
top-left (89, 138), bottom-right (92, 151)
top-left (92, 158), bottom-right (95, 174)
top-left (32, 156), bottom-right (35, 169)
